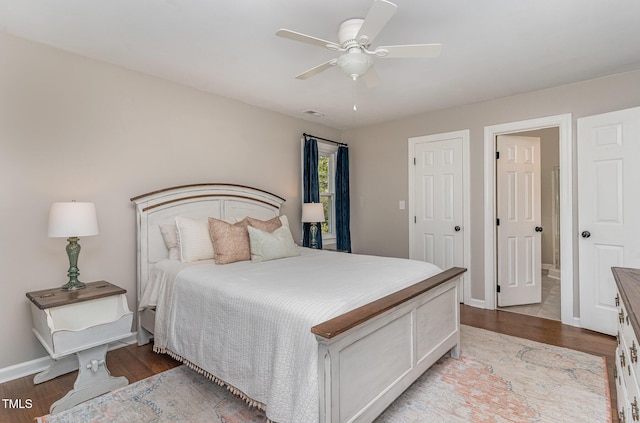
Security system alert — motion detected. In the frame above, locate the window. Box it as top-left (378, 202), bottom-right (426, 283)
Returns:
top-left (314, 142), bottom-right (338, 244)
top-left (318, 155), bottom-right (333, 236)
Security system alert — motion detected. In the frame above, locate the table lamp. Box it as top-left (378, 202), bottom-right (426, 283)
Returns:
top-left (48, 201), bottom-right (99, 290)
top-left (301, 202), bottom-right (325, 249)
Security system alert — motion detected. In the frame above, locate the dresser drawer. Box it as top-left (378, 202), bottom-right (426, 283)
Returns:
top-left (30, 294), bottom-right (132, 358)
top-left (619, 294), bottom-right (640, 385)
top-left (617, 347), bottom-right (631, 423)
top-left (613, 268), bottom-right (640, 423)
top-left (620, 299), bottom-right (637, 354)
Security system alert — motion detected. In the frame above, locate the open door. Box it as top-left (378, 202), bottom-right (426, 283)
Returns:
top-left (496, 135), bottom-right (542, 307)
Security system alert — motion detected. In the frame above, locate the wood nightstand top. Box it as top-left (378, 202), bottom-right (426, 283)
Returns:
top-left (26, 281), bottom-right (126, 310)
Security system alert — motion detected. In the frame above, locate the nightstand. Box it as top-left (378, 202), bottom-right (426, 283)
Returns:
top-left (26, 281), bottom-right (133, 414)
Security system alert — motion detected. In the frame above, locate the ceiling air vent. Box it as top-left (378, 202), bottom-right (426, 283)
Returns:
top-left (302, 110), bottom-right (325, 118)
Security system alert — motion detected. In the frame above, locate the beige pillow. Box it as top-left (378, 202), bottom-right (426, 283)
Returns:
top-left (208, 218), bottom-right (251, 264)
top-left (248, 225), bottom-right (300, 263)
top-left (175, 217), bottom-right (215, 263)
top-left (246, 216), bottom-right (283, 232)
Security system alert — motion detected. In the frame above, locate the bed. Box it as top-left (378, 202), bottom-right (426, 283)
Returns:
top-left (131, 183), bottom-right (466, 423)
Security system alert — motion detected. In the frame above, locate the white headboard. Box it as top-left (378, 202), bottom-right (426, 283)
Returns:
top-left (130, 183), bottom-right (285, 305)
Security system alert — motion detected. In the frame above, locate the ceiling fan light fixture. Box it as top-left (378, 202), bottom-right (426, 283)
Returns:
top-left (337, 51), bottom-right (374, 79)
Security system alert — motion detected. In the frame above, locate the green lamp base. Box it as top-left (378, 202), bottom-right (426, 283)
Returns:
top-left (61, 237), bottom-right (87, 291)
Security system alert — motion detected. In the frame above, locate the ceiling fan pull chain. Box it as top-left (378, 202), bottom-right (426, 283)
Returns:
top-left (353, 77), bottom-right (358, 111)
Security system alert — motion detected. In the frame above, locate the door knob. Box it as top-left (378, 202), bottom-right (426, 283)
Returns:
top-left (454, 226), bottom-right (461, 232)
top-left (581, 231), bottom-right (591, 238)
top-left (535, 226), bottom-right (543, 232)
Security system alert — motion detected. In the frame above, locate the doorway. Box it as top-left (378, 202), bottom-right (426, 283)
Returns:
top-left (483, 114), bottom-right (575, 327)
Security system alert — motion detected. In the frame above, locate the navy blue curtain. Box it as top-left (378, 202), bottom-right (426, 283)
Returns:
top-left (302, 137), bottom-right (322, 248)
top-left (335, 146), bottom-right (351, 252)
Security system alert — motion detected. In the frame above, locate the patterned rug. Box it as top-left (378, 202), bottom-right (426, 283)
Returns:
top-left (38, 325), bottom-right (611, 423)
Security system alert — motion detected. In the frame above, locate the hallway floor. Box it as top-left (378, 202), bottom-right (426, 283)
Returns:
top-left (498, 271), bottom-right (561, 321)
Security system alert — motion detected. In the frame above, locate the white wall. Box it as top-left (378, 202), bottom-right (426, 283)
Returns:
top-left (0, 33), bottom-right (341, 369)
top-left (344, 69), bottom-right (640, 304)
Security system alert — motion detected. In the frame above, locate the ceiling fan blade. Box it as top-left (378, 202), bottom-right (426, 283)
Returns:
top-left (276, 29), bottom-right (340, 50)
top-left (362, 67), bottom-right (381, 88)
top-left (376, 43), bottom-right (442, 58)
top-left (295, 59), bottom-right (338, 80)
top-left (355, 0), bottom-right (398, 46)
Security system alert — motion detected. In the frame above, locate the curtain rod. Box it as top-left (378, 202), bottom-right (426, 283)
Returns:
top-left (303, 133), bottom-right (348, 147)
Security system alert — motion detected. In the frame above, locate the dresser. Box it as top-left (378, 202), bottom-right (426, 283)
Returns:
top-left (26, 281), bottom-right (133, 414)
top-left (613, 267), bottom-right (640, 423)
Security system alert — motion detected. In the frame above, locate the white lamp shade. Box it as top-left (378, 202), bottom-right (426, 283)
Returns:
top-left (48, 202), bottom-right (99, 238)
top-left (301, 202), bottom-right (325, 223)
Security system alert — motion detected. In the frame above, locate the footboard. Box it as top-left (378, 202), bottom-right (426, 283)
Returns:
top-left (312, 267), bottom-right (466, 423)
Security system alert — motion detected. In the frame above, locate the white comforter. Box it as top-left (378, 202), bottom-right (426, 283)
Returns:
top-left (148, 248), bottom-right (441, 423)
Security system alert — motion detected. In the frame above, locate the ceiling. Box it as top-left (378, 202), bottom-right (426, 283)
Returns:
top-left (2, 0), bottom-right (640, 130)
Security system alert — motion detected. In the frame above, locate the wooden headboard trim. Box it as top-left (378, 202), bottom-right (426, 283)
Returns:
top-left (130, 183), bottom-right (286, 203)
top-left (141, 193), bottom-right (280, 212)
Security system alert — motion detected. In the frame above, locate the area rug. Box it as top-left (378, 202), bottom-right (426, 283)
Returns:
top-left (38, 325), bottom-right (611, 423)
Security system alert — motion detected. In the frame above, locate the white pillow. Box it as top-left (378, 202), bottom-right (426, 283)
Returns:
top-left (159, 224), bottom-right (180, 260)
top-left (248, 225), bottom-right (299, 263)
top-left (175, 216), bottom-right (215, 262)
top-left (279, 215), bottom-right (289, 228)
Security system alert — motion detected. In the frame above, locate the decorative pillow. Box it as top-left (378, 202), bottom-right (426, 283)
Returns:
top-left (175, 217), bottom-right (215, 263)
top-left (208, 217), bottom-right (251, 264)
top-left (159, 224), bottom-right (180, 260)
top-left (246, 216), bottom-right (283, 232)
top-left (248, 225), bottom-right (300, 263)
top-left (279, 215), bottom-right (290, 228)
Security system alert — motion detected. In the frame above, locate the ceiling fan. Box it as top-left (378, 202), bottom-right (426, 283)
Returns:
top-left (276, 0), bottom-right (442, 87)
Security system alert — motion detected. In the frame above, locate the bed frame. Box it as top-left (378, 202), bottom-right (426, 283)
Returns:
top-left (131, 183), bottom-right (466, 423)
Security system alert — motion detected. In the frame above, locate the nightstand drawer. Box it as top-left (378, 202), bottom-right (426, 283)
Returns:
top-left (31, 294), bottom-right (132, 359)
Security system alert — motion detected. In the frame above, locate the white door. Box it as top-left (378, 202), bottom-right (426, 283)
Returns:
top-left (496, 135), bottom-right (542, 307)
top-left (411, 137), bottom-right (464, 271)
top-left (578, 106), bottom-right (640, 336)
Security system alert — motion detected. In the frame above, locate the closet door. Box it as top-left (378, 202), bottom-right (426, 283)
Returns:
top-left (409, 130), bottom-right (469, 301)
top-left (578, 106), bottom-right (640, 336)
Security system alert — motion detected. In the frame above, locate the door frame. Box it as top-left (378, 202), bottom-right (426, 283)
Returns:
top-left (408, 129), bottom-right (471, 305)
top-left (483, 114), bottom-right (576, 326)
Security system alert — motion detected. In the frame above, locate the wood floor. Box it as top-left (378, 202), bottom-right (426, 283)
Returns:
top-left (0, 305), bottom-right (617, 423)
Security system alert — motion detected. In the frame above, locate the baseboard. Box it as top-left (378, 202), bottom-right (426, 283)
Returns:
top-left (465, 298), bottom-right (486, 309)
top-left (541, 263), bottom-right (552, 271)
top-left (0, 332), bottom-right (137, 384)
top-left (547, 267), bottom-right (561, 280)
